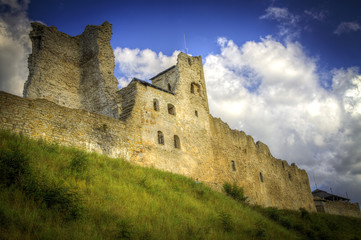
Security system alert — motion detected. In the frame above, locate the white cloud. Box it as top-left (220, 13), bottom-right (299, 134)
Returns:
top-left (203, 37), bottom-right (361, 203)
top-left (260, 7), bottom-right (300, 38)
top-left (0, 0), bottom-right (31, 96)
top-left (114, 47), bottom-right (180, 88)
top-left (334, 21), bottom-right (361, 35)
top-left (304, 9), bottom-right (327, 21)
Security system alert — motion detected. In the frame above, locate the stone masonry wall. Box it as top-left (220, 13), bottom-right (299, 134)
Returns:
top-left (23, 22), bottom-right (118, 118)
top-left (315, 199), bottom-right (361, 218)
top-left (24, 23), bottom-right (82, 109)
top-left (209, 117), bottom-right (316, 212)
top-left (0, 91), bottom-right (142, 161)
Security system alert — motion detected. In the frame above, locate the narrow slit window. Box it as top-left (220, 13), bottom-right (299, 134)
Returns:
top-left (195, 110), bottom-right (198, 117)
top-left (168, 83), bottom-right (172, 91)
top-left (158, 131), bottom-right (164, 145)
top-left (174, 135), bottom-right (180, 149)
top-left (168, 104), bottom-right (175, 115)
top-left (191, 84), bottom-right (194, 94)
top-left (153, 99), bottom-right (159, 111)
top-left (260, 172), bottom-right (264, 183)
top-left (282, 161), bottom-right (285, 169)
top-left (231, 160), bottom-right (236, 171)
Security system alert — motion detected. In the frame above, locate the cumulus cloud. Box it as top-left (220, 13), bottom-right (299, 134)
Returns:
top-left (0, 0), bottom-right (31, 96)
top-left (114, 47), bottom-right (180, 88)
top-left (334, 21), bottom-right (361, 35)
top-left (203, 37), bottom-right (361, 203)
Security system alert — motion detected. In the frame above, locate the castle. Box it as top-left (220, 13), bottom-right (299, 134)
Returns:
top-left (0, 21), bottom-right (317, 212)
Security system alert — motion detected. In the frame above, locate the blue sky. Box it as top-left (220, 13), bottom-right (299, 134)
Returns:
top-left (1, 0), bottom-right (361, 205)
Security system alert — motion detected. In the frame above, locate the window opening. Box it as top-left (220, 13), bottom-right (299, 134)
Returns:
top-left (174, 135), bottom-right (180, 149)
top-left (168, 104), bottom-right (175, 115)
top-left (168, 83), bottom-right (172, 91)
top-left (190, 83), bottom-right (200, 94)
top-left (231, 160), bottom-right (236, 171)
top-left (153, 99), bottom-right (159, 111)
top-left (158, 131), bottom-right (164, 145)
top-left (260, 172), bottom-right (264, 182)
top-left (195, 110), bottom-right (198, 117)
top-left (282, 161), bottom-right (285, 169)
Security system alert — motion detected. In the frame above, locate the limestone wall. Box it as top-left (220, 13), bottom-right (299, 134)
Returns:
top-left (209, 117), bottom-right (316, 212)
top-left (315, 199), bottom-right (361, 218)
top-left (24, 23), bottom-right (82, 109)
top-left (23, 22), bottom-right (118, 118)
top-left (0, 91), bottom-right (141, 161)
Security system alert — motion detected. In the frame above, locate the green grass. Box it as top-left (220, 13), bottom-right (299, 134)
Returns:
top-left (1, 130), bottom-right (360, 239)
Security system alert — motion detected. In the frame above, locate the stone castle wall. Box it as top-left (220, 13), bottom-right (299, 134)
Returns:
top-left (0, 22), bottom-right (318, 212)
top-left (0, 91), bottom-right (141, 160)
top-left (315, 199), bottom-right (361, 218)
top-left (209, 117), bottom-right (315, 210)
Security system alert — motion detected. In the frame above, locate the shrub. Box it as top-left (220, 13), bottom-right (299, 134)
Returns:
top-left (0, 147), bottom-right (31, 187)
top-left (300, 207), bottom-right (310, 220)
top-left (0, 142), bottom-right (83, 220)
top-left (223, 182), bottom-right (247, 202)
top-left (254, 220), bottom-right (267, 239)
top-left (70, 151), bottom-right (89, 174)
top-left (218, 211), bottom-right (234, 232)
top-left (116, 219), bottom-right (134, 239)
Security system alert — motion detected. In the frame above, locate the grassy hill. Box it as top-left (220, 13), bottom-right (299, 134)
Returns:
top-left (1, 130), bottom-right (360, 240)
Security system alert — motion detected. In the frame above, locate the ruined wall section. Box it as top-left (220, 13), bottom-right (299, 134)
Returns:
top-left (315, 199), bottom-right (361, 218)
top-left (117, 80), bottom-right (138, 121)
top-left (0, 91), bottom-right (140, 161)
top-left (24, 23), bottom-right (82, 109)
top-left (79, 22), bottom-right (119, 118)
top-left (24, 22), bottom-right (118, 118)
top-left (209, 117), bottom-right (316, 212)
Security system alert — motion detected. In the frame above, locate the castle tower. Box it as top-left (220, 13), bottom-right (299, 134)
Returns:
top-left (151, 53), bottom-right (209, 114)
top-left (23, 21), bottom-right (118, 118)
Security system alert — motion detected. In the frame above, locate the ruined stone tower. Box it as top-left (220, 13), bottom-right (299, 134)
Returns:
top-left (23, 21), bottom-right (118, 118)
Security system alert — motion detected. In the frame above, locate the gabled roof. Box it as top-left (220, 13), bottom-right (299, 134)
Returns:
top-left (132, 78), bottom-right (175, 95)
top-left (149, 65), bottom-right (176, 80)
top-left (312, 189), bottom-right (349, 201)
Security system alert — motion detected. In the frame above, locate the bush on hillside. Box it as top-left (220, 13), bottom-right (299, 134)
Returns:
top-left (223, 182), bottom-right (247, 202)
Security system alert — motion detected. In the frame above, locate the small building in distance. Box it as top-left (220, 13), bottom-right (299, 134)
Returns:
top-left (312, 189), bottom-right (361, 218)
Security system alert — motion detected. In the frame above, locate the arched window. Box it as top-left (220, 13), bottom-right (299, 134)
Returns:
top-left (168, 83), bottom-right (172, 91)
top-left (231, 160), bottom-right (236, 171)
top-left (174, 135), bottom-right (180, 149)
top-left (158, 131), bottom-right (164, 145)
top-left (153, 99), bottom-right (159, 111)
top-left (168, 104), bottom-right (175, 115)
top-left (260, 172), bottom-right (264, 183)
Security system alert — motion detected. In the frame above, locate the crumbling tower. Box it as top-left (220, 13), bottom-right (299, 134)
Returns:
top-left (24, 21), bottom-right (118, 118)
